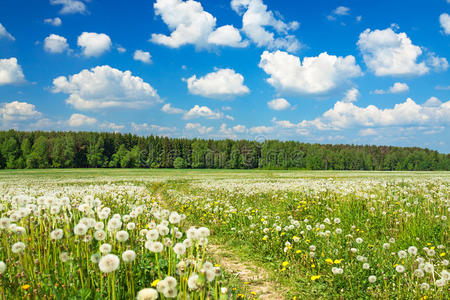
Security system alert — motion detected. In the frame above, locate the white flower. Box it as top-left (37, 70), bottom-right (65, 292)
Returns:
top-left (59, 251), bottom-right (70, 262)
top-left (441, 270), bottom-right (449, 281)
top-left (368, 275), bottom-right (376, 283)
top-left (420, 283), bottom-right (430, 290)
top-left (74, 223), bottom-right (88, 236)
top-left (94, 230), bottom-right (106, 241)
top-left (414, 269), bottom-right (424, 278)
top-left (98, 254), bottom-right (120, 273)
top-left (407, 246), bottom-right (418, 256)
top-left (173, 243), bottom-right (186, 256)
top-left (188, 273), bottom-right (200, 290)
top-left (100, 243), bottom-right (112, 254)
top-left (136, 288), bottom-right (158, 300)
top-left (149, 241), bottom-right (164, 253)
top-left (122, 250), bottom-right (136, 263)
top-left (198, 227), bottom-right (210, 238)
top-left (50, 228), bottom-right (64, 240)
top-left (435, 279), bottom-right (445, 287)
top-left (12, 242), bottom-right (25, 254)
top-left (398, 250), bottom-right (407, 259)
top-left (383, 243), bottom-right (390, 249)
top-left (0, 261), bottom-right (6, 274)
top-left (423, 263), bottom-right (434, 273)
top-left (356, 238), bottom-right (363, 244)
top-left (115, 230), bottom-right (129, 242)
top-left (395, 265), bottom-right (405, 273)
top-left (363, 263), bottom-right (370, 270)
top-left (169, 212), bottom-right (181, 224)
top-left (146, 229), bottom-right (159, 241)
top-left (126, 222), bottom-right (136, 230)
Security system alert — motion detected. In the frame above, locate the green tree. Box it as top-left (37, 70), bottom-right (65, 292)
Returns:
top-left (27, 136), bottom-right (49, 168)
top-left (173, 157), bottom-right (187, 169)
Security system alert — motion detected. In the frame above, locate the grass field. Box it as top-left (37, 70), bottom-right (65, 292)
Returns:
top-left (0, 169), bottom-right (448, 299)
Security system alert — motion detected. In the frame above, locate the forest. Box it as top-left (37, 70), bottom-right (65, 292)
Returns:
top-left (0, 130), bottom-right (448, 170)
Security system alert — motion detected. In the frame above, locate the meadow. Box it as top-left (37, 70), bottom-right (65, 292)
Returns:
top-left (0, 169), bottom-right (448, 299)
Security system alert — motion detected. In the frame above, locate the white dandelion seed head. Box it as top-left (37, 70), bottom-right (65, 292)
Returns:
top-left (100, 243), bottom-right (112, 254)
top-left (136, 288), bottom-right (158, 300)
top-left (122, 250), bottom-right (136, 263)
top-left (98, 254), bottom-right (120, 273)
top-left (11, 242), bottom-right (25, 254)
top-left (115, 230), bottom-right (129, 242)
top-left (368, 275), bottom-right (376, 283)
top-left (0, 261), bottom-right (6, 274)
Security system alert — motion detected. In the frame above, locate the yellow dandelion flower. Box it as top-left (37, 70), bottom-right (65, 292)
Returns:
top-left (310, 275), bottom-right (321, 281)
top-left (21, 285), bottom-right (30, 290)
top-left (282, 261), bottom-right (289, 267)
top-left (151, 279), bottom-right (160, 287)
top-left (334, 259), bottom-right (342, 264)
top-left (325, 258), bottom-right (333, 264)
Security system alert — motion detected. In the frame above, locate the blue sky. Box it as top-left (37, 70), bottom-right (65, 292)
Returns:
top-left (0, 0), bottom-right (449, 152)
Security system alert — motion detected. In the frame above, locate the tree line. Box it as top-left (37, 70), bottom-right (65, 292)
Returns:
top-left (0, 130), bottom-right (448, 170)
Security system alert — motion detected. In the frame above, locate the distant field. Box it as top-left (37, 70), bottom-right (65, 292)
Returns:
top-left (0, 169), bottom-right (448, 299)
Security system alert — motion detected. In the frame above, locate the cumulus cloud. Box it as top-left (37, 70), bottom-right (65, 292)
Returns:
top-left (68, 113), bottom-right (97, 127)
top-left (219, 123), bottom-right (247, 137)
top-left (267, 97), bottom-right (450, 139)
top-left (44, 17), bottom-right (62, 26)
top-left (151, 0), bottom-right (246, 49)
top-left (440, 13), bottom-right (450, 35)
top-left (50, 0), bottom-right (87, 14)
top-left (249, 125), bottom-right (274, 134)
top-left (207, 25), bottom-right (249, 47)
top-left (0, 58), bottom-right (25, 85)
top-left (374, 82), bottom-right (409, 94)
top-left (44, 34), bottom-right (69, 53)
top-left (52, 65), bottom-right (160, 110)
top-left (259, 50), bottom-right (362, 94)
top-left (327, 6), bottom-right (350, 21)
top-left (161, 103), bottom-right (185, 114)
top-left (133, 50), bottom-right (152, 63)
top-left (77, 32), bottom-right (112, 57)
top-left (183, 105), bottom-right (223, 119)
top-left (357, 28), bottom-right (429, 76)
top-left (231, 0), bottom-right (300, 52)
top-left (186, 68), bottom-right (250, 99)
top-left (427, 52), bottom-right (449, 71)
top-left (132, 122), bottom-right (176, 133)
top-left (267, 98), bottom-right (291, 110)
top-left (342, 88), bottom-right (360, 102)
top-left (0, 23), bottom-right (15, 40)
top-left (185, 122), bottom-right (213, 134)
top-left (99, 121), bottom-right (124, 131)
top-left (0, 101), bottom-right (41, 121)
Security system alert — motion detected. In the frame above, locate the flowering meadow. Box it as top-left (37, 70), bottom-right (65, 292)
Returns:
top-left (0, 169), bottom-right (448, 299)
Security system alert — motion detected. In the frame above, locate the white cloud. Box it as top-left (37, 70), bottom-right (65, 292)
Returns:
top-left (185, 122), bottom-right (213, 134)
top-left (183, 105), bottom-right (223, 119)
top-left (231, 0), bottom-right (300, 52)
top-left (68, 113), bottom-right (97, 127)
top-left (423, 96), bottom-right (442, 107)
top-left (359, 128), bottom-right (378, 136)
top-left (0, 23), bottom-right (15, 40)
top-left (267, 98), bottom-right (291, 110)
top-left (187, 68), bottom-right (250, 99)
top-left (219, 123), bottom-right (247, 137)
top-left (50, 0), bottom-right (87, 14)
top-left (52, 65), bottom-right (160, 110)
top-left (44, 17), bottom-right (62, 26)
top-left (1, 101), bottom-right (41, 121)
top-left (333, 6), bottom-right (350, 16)
top-left (389, 82), bottom-right (409, 93)
top-left (440, 13), bottom-right (450, 35)
top-left (161, 103), bottom-right (185, 114)
top-left (77, 32), bottom-right (112, 57)
top-left (342, 88), bottom-right (360, 102)
top-left (132, 122), bottom-right (176, 133)
top-left (259, 50), bottom-right (362, 94)
top-left (427, 52), bottom-right (449, 71)
top-left (320, 98), bottom-right (450, 129)
top-left (0, 58), bottom-right (25, 85)
top-left (373, 82), bottom-right (409, 94)
top-left (207, 25), bottom-right (248, 48)
top-left (99, 121), bottom-right (124, 131)
top-left (117, 46), bottom-right (126, 53)
top-left (357, 28), bottom-right (429, 76)
top-left (133, 50), bottom-right (152, 63)
top-left (44, 34), bottom-right (69, 53)
top-left (249, 125), bottom-right (274, 134)
top-left (151, 0), bottom-right (245, 49)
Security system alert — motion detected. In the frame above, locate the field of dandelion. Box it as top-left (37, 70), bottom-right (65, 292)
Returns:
top-left (0, 169), bottom-right (448, 299)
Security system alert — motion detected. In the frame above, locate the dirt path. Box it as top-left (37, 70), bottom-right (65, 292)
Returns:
top-left (207, 244), bottom-right (285, 300)
top-left (154, 189), bottom-right (284, 299)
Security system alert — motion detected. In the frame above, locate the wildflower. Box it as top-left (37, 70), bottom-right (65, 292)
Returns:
top-left (414, 269), bottom-right (424, 277)
top-left (151, 279), bottom-right (160, 287)
top-left (59, 252), bottom-right (70, 262)
top-left (148, 241), bottom-right (164, 253)
top-left (91, 253), bottom-right (101, 264)
top-left (363, 263), bottom-right (370, 270)
top-left (169, 212), bottom-right (181, 224)
top-left (398, 250), bottom-right (407, 259)
top-left (74, 223), bottom-right (88, 236)
top-left (423, 263), bottom-right (434, 273)
top-left (146, 229), bottom-right (159, 241)
top-left (21, 284), bottom-right (30, 290)
top-left (0, 261), bottom-right (6, 274)
top-left (395, 265), bottom-right (405, 273)
top-left (325, 259), bottom-right (333, 264)
top-left (383, 243), bottom-right (390, 249)
top-left (98, 254), bottom-right (120, 273)
top-left (420, 283), bottom-right (430, 290)
top-left (12, 242), bottom-right (25, 254)
top-left (368, 275), bottom-right (376, 283)
top-left (188, 273), bottom-right (200, 290)
top-left (310, 275), bottom-right (321, 281)
top-left (100, 243), bottom-right (112, 254)
top-left (435, 279), bottom-right (445, 287)
top-left (136, 288), bottom-right (158, 300)
top-left (408, 246), bottom-right (418, 256)
top-left (115, 230), bottom-right (129, 242)
top-left (94, 230), bottom-right (106, 241)
top-left (173, 243), bottom-right (186, 256)
top-left (122, 250), bottom-right (136, 263)
top-left (356, 238), bottom-right (363, 244)
top-left (282, 261), bottom-right (289, 267)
